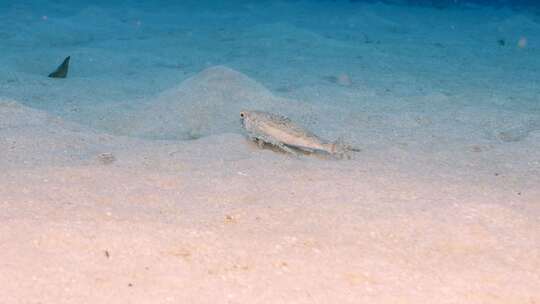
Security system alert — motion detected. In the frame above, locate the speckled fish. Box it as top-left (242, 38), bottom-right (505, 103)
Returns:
top-left (239, 110), bottom-right (358, 158)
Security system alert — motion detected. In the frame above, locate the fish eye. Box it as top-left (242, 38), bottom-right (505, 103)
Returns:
top-left (240, 112), bottom-right (245, 118)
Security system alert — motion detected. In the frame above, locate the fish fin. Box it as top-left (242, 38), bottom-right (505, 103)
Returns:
top-left (330, 137), bottom-right (361, 159)
top-left (48, 56), bottom-right (70, 78)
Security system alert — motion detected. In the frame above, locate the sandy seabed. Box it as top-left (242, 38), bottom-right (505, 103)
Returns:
top-left (1, 1), bottom-right (539, 303)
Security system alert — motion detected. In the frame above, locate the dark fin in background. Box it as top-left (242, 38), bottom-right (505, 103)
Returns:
top-left (48, 56), bottom-right (70, 78)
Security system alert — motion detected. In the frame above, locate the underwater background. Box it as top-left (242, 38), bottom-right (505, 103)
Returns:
top-left (0, 0), bottom-right (539, 303)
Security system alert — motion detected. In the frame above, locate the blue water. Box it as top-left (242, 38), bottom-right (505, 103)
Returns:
top-left (350, 0), bottom-right (540, 7)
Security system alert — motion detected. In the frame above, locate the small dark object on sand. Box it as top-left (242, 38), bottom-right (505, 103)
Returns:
top-left (97, 152), bottom-right (116, 165)
top-left (48, 56), bottom-right (70, 78)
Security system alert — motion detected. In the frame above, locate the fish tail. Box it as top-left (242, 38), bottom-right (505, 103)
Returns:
top-left (327, 138), bottom-right (361, 159)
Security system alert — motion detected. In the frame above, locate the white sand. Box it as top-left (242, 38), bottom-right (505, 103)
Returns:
top-left (1, 1), bottom-right (539, 303)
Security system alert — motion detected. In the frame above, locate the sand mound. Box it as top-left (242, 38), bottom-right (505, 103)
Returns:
top-left (109, 66), bottom-right (313, 140)
top-left (0, 99), bottom-right (132, 168)
top-left (0, 97), bottom-right (256, 170)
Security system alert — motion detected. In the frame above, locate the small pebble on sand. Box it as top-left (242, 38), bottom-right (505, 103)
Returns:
top-left (518, 37), bottom-right (527, 48)
top-left (97, 153), bottom-right (116, 165)
top-left (337, 73), bottom-right (353, 86)
top-left (323, 73), bottom-right (353, 87)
